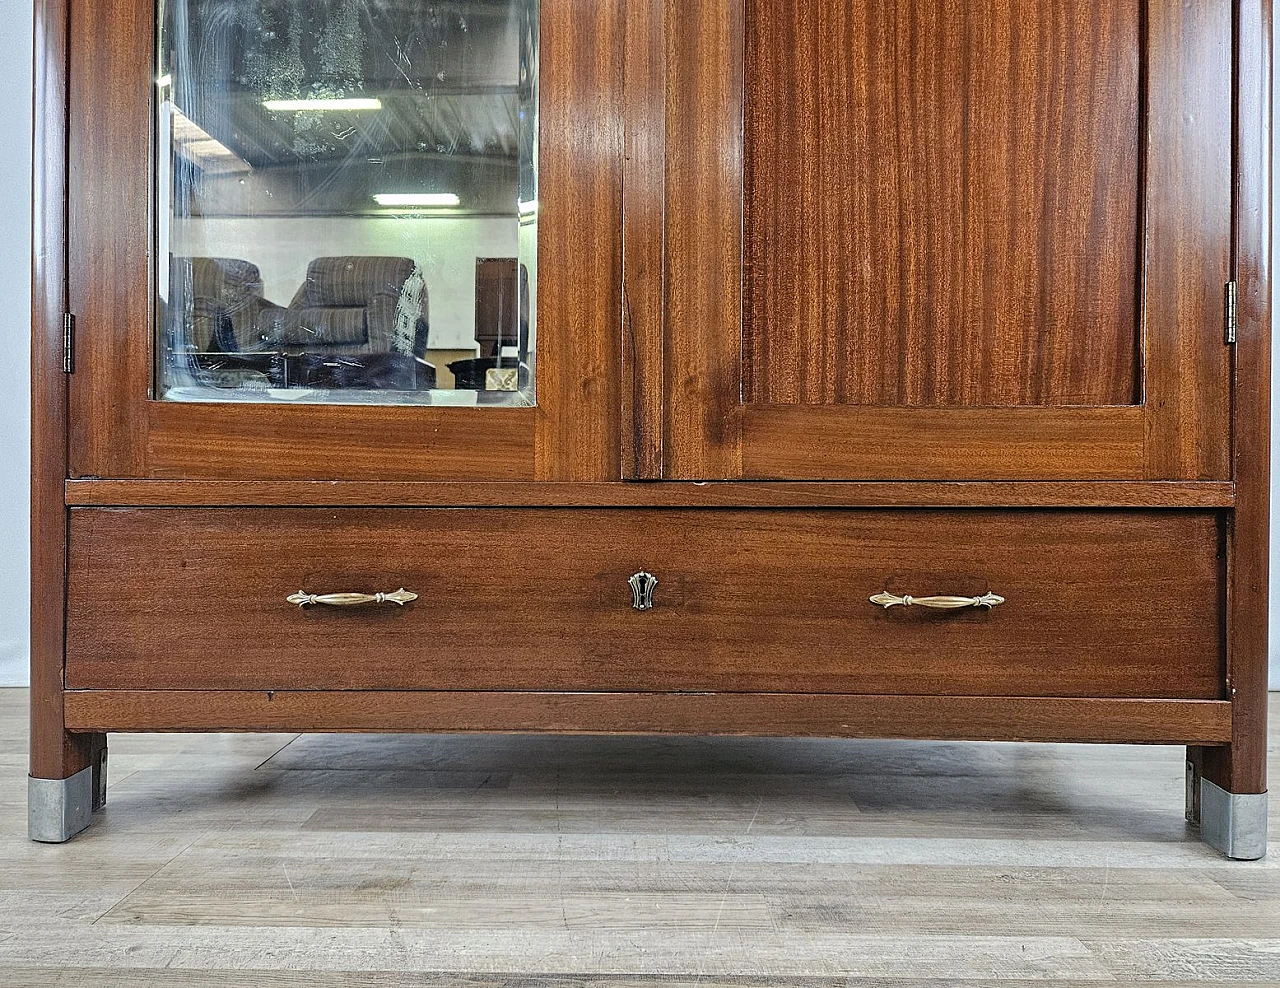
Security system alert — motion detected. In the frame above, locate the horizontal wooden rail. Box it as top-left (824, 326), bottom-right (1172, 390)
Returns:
top-left (64, 480), bottom-right (1235, 509)
top-left (64, 691), bottom-right (1233, 745)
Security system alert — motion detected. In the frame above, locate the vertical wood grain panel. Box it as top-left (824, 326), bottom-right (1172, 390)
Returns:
top-left (535, 0), bottom-right (625, 481)
top-left (621, 0), bottom-right (666, 479)
top-left (1142, 0), bottom-right (1233, 479)
top-left (1201, 0), bottom-right (1271, 795)
top-left (31, 0), bottom-right (103, 779)
top-left (743, 0), bottom-right (1143, 408)
top-left (29, 0), bottom-right (70, 776)
top-left (67, 0), bottom-right (152, 477)
top-left (663, 0), bottom-right (743, 479)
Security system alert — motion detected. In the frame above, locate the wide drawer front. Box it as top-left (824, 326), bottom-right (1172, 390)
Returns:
top-left (66, 508), bottom-right (1224, 698)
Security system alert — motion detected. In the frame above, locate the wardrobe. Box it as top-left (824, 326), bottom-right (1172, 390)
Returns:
top-left (30, 0), bottom-right (1271, 858)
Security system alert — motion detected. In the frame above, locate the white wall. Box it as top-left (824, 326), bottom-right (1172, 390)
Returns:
top-left (0, 2), bottom-right (32, 687)
top-left (175, 216), bottom-right (519, 350)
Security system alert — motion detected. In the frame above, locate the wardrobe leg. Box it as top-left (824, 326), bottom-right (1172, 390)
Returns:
top-left (1188, 744), bottom-right (1269, 861)
top-left (28, 729), bottom-right (107, 844)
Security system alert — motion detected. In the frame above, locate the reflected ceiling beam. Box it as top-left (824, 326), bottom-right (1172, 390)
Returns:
top-left (249, 148), bottom-right (518, 171)
top-left (263, 97), bottom-right (383, 111)
top-left (227, 83), bottom-right (522, 99)
top-left (170, 106), bottom-right (252, 175)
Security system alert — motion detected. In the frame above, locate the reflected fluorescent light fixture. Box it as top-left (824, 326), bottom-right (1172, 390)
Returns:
top-left (373, 193), bottom-right (461, 208)
top-left (263, 97), bottom-right (382, 111)
top-left (518, 199), bottom-right (539, 217)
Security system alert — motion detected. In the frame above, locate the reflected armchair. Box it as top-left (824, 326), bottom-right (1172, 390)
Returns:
top-left (168, 256), bottom-right (281, 353)
top-left (258, 255), bottom-right (436, 389)
top-left (162, 256), bottom-right (287, 390)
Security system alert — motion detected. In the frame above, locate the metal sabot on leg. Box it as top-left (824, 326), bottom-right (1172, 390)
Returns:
top-left (28, 766), bottom-right (94, 843)
top-left (1199, 779), bottom-right (1269, 861)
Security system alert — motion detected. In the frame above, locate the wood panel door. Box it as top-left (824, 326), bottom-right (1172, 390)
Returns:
top-left (651, 0), bottom-right (1235, 481)
top-left (67, 0), bottom-right (622, 483)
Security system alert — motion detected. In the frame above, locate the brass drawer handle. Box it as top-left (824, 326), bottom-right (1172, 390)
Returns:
top-left (288, 588), bottom-right (419, 608)
top-left (871, 591), bottom-right (1005, 611)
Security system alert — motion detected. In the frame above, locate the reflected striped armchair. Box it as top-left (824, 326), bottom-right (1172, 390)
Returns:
top-left (258, 256), bottom-right (430, 358)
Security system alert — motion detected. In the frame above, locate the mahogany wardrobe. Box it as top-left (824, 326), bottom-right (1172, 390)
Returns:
top-left (31, 0), bottom-right (1271, 857)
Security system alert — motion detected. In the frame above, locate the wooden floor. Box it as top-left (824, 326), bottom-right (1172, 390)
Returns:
top-left (1, 689), bottom-right (1278, 987)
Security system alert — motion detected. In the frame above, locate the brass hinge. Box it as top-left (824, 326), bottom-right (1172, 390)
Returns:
top-left (62, 312), bottom-right (75, 373)
top-left (1225, 281), bottom-right (1238, 345)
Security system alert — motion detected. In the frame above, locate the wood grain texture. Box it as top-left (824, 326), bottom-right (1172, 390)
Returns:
top-left (62, 479), bottom-right (1236, 509)
top-left (665, 0), bottom-right (1233, 482)
top-left (66, 507), bottom-right (1223, 699)
top-left (742, 405), bottom-right (1146, 481)
top-left (744, 0), bottom-right (1142, 408)
top-left (1201, 0), bottom-right (1272, 796)
top-left (14, 978), bottom-right (1279, 988)
top-left (662, 0), bottom-right (743, 480)
top-left (621, 0), bottom-right (666, 479)
top-left (1142, 0), bottom-right (1234, 480)
top-left (534, 0), bottom-right (624, 482)
top-left (61, 691), bottom-right (1232, 744)
top-left (66, 0), bottom-right (151, 478)
top-left (30, 0), bottom-right (104, 779)
top-left (144, 404), bottom-right (536, 482)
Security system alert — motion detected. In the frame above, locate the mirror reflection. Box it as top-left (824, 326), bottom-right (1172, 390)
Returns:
top-left (156, 0), bottom-right (538, 406)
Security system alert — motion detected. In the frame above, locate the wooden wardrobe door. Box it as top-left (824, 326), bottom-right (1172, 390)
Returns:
top-left (67, 0), bottom-right (622, 483)
top-left (653, 0), bottom-right (1233, 481)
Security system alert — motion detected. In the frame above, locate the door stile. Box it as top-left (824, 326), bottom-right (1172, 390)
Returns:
top-left (67, 0), bottom-right (153, 478)
top-left (1141, 0), bottom-right (1233, 480)
top-left (534, 0), bottom-right (627, 483)
top-left (621, 0), bottom-right (667, 479)
top-left (662, 0), bottom-right (745, 480)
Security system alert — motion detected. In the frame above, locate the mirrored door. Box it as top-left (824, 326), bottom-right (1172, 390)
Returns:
top-left (157, 0), bottom-right (538, 408)
top-left (69, 0), bottom-right (622, 481)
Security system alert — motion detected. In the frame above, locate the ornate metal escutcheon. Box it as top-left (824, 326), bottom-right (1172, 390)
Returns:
top-left (628, 571), bottom-right (658, 611)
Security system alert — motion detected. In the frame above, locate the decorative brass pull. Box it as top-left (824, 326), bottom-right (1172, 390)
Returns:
top-left (871, 591), bottom-right (1005, 611)
top-left (288, 588), bottom-right (419, 608)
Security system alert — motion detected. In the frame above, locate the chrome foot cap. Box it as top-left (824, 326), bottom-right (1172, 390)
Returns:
top-left (1200, 779), bottom-right (1268, 860)
top-left (28, 767), bottom-right (94, 843)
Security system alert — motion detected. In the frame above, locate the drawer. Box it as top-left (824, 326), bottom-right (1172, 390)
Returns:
top-left (66, 508), bottom-right (1224, 698)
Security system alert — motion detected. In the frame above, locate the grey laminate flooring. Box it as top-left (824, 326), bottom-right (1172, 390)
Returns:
top-left (1, 688), bottom-right (1278, 986)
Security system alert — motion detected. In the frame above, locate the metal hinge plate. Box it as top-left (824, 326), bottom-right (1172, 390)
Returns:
top-left (1225, 281), bottom-right (1238, 345)
top-left (62, 313), bottom-right (75, 373)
